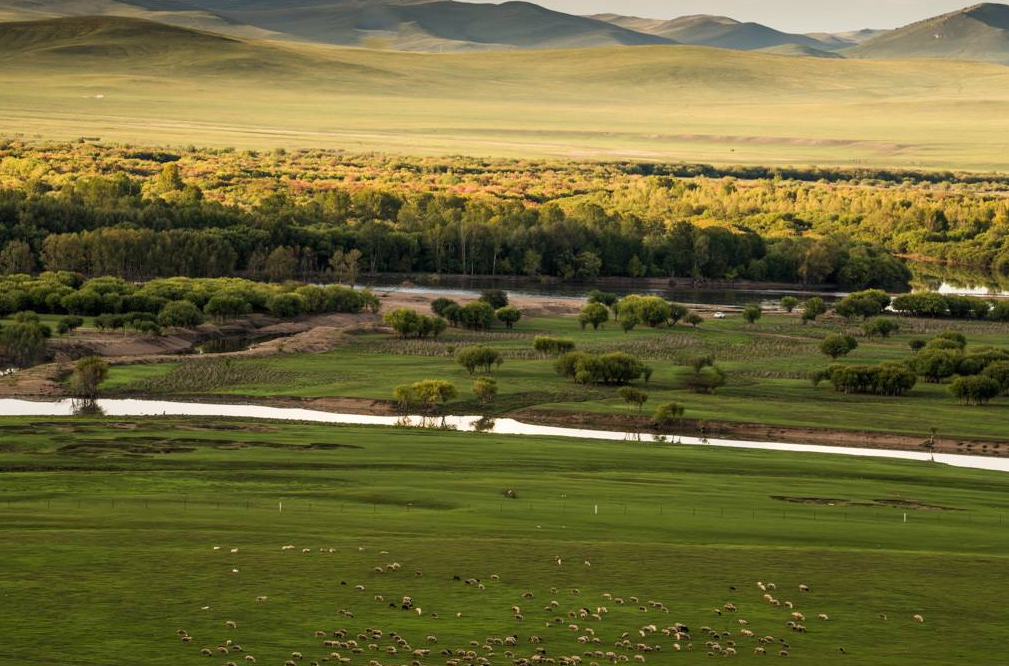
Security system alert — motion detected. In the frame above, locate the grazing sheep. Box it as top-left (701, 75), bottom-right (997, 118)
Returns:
top-left (201, 648), bottom-right (212, 657)
top-left (245, 657), bottom-right (256, 663)
top-left (879, 613), bottom-right (887, 621)
top-left (292, 652), bottom-right (303, 660)
top-left (766, 583), bottom-right (776, 591)
top-left (754, 647), bottom-right (766, 655)
top-left (256, 596), bottom-right (267, 603)
top-left (230, 548), bottom-right (238, 553)
top-left (225, 621), bottom-right (237, 629)
top-left (818, 614), bottom-right (829, 621)
top-left (779, 650), bottom-right (788, 657)
top-left (790, 613), bottom-right (805, 622)
top-left (798, 585), bottom-right (809, 593)
top-left (913, 614), bottom-right (925, 624)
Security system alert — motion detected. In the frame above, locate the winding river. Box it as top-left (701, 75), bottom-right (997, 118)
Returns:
top-left (2, 398), bottom-right (1007, 473)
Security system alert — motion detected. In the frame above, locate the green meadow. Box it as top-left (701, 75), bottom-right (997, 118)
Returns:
top-left (0, 417), bottom-right (1007, 665)
top-left (3, 17), bottom-right (1009, 169)
top-left (103, 312), bottom-right (1009, 443)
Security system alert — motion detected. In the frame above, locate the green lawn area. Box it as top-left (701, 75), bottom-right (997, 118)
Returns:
top-left (101, 312), bottom-right (1009, 441)
top-left (0, 417), bottom-right (1007, 665)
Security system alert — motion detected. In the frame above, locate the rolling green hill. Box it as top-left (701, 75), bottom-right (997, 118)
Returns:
top-left (850, 3), bottom-right (1009, 64)
top-left (185, 0), bottom-right (675, 51)
top-left (756, 43), bottom-right (844, 59)
top-left (0, 0), bottom-right (289, 39)
top-left (593, 12), bottom-right (832, 51)
top-left (2, 15), bottom-right (1009, 170)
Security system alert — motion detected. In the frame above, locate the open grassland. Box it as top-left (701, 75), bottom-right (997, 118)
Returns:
top-left (3, 17), bottom-right (1009, 169)
top-left (103, 312), bottom-right (1009, 443)
top-left (0, 417), bottom-right (1008, 665)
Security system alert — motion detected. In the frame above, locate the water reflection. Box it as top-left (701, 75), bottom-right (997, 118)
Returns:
top-left (70, 399), bottom-right (105, 417)
top-left (908, 261), bottom-right (1009, 297)
top-left (361, 276), bottom-right (842, 308)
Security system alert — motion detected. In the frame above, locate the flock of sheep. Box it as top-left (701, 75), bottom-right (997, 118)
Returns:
top-left (177, 545), bottom-right (927, 664)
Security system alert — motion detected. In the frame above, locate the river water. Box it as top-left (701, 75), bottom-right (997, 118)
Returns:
top-left (2, 398), bottom-right (1006, 474)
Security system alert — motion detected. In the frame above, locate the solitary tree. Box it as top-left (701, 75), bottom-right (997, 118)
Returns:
top-left (684, 312), bottom-right (704, 328)
top-left (742, 304), bottom-right (762, 325)
top-left (651, 402), bottom-right (685, 427)
top-left (329, 248), bottom-right (362, 285)
top-left (473, 377), bottom-right (498, 405)
top-left (950, 376), bottom-right (1000, 406)
top-left (56, 315), bottom-right (84, 337)
top-left (393, 380), bottom-right (458, 414)
top-left (479, 289), bottom-right (509, 310)
top-left (617, 386), bottom-right (649, 412)
top-left (802, 297), bottom-right (827, 324)
top-left (579, 302), bottom-right (610, 330)
top-left (495, 306), bottom-right (522, 330)
top-left (780, 296), bottom-right (799, 313)
top-left (70, 356), bottom-right (109, 400)
top-left (820, 334), bottom-right (858, 359)
top-left (864, 317), bottom-right (900, 338)
top-left (456, 346), bottom-right (503, 375)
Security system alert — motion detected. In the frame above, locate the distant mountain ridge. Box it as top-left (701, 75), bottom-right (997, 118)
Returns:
top-left (849, 3), bottom-right (1009, 64)
top-left (176, 0), bottom-right (678, 50)
top-left (592, 12), bottom-right (838, 51)
top-left (2, 0), bottom-right (1009, 64)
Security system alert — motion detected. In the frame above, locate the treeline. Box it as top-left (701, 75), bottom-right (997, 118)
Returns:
top-left (834, 288), bottom-right (1009, 322)
top-left (0, 273), bottom-right (379, 322)
top-left (0, 177), bottom-right (908, 289)
top-left (7, 139), bottom-right (1009, 283)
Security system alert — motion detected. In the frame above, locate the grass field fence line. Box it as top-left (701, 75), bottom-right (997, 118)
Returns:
top-left (0, 496), bottom-right (1004, 528)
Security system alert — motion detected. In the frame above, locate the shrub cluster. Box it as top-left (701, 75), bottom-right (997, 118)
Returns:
top-left (815, 362), bottom-right (917, 396)
top-left (554, 351), bottom-right (652, 385)
top-left (384, 309), bottom-right (447, 339)
top-left (0, 273), bottom-right (379, 325)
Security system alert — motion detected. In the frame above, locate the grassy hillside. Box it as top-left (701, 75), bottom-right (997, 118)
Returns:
top-left (850, 2), bottom-right (1009, 64)
top-left (756, 43), bottom-right (844, 59)
top-left (593, 13), bottom-right (831, 51)
top-left (183, 0), bottom-right (674, 51)
top-left (0, 0), bottom-right (289, 39)
top-left (3, 16), bottom-right (1009, 169)
top-left (1, 417), bottom-right (1008, 665)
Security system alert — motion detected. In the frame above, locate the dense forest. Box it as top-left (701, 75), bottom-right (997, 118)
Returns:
top-left (3, 139), bottom-right (1008, 288)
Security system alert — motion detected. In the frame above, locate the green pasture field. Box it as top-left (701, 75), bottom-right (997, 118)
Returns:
top-left (101, 312), bottom-right (1009, 442)
top-left (3, 18), bottom-right (1009, 170)
top-left (0, 417), bottom-right (1007, 665)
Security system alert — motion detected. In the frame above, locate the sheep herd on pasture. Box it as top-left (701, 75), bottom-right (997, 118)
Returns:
top-left (178, 545), bottom-right (928, 664)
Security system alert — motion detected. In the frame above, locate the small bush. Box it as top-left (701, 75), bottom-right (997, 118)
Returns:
top-left (949, 375), bottom-right (1000, 406)
top-left (651, 402), bottom-right (685, 427)
top-left (456, 346), bottom-right (503, 375)
top-left (533, 337), bottom-right (575, 356)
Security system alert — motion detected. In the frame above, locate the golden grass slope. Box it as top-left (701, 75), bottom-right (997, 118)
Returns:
top-left (2, 16), bottom-right (1009, 170)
